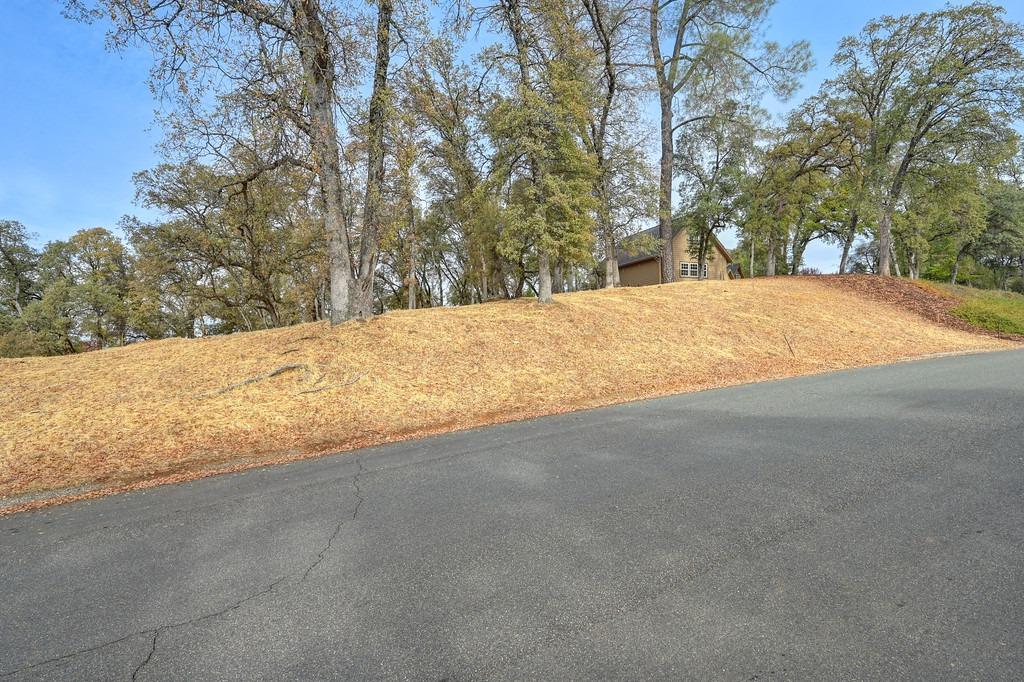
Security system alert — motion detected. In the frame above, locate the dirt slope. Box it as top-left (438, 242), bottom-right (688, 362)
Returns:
top-left (0, 276), bottom-right (1015, 506)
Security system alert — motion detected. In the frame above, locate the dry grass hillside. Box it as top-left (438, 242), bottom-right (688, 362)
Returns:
top-left (1, 276), bottom-right (1016, 508)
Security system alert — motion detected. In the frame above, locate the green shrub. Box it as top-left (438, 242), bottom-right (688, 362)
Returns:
top-left (949, 290), bottom-right (1024, 335)
top-left (0, 330), bottom-right (57, 358)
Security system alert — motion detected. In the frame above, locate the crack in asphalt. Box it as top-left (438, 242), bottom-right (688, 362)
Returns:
top-left (0, 573), bottom-right (293, 680)
top-left (0, 458), bottom-right (367, 680)
top-left (302, 458), bottom-right (364, 583)
top-left (0, 632), bottom-right (143, 680)
top-left (125, 574), bottom-right (290, 680)
top-left (130, 631), bottom-right (158, 682)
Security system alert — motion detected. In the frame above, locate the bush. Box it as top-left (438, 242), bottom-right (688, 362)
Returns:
top-left (0, 329), bottom-right (56, 358)
top-left (949, 289), bottom-right (1024, 336)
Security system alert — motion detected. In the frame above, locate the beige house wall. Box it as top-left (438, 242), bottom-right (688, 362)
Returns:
top-left (619, 227), bottom-right (732, 287)
top-left (671, 229), bottom-right (729, 280)
top-left (618, 258), bottom-right (661, 287)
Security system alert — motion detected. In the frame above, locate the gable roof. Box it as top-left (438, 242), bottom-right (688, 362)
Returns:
top-left (616, 226), bottom-right (662, 268)
top-left (616, 222), bottom-right (734, 269)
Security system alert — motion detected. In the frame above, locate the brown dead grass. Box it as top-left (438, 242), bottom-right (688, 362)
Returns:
top-left (0, 276), bottom-right (1016, 507)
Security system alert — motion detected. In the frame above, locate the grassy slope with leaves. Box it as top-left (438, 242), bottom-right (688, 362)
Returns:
top-left (927, 282), bottom-right (1024, 336)
top-left (0, 277), bottom-right (1015, 504)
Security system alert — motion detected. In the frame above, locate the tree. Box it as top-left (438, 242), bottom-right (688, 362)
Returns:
top-left (408, 39), bottom-right (500, 305)
top-left (848, 238), bottom-right (880, 274)
top-left (67, 0), bottom-right (404, 322)
top-left (375, 92), bottom-right (428, 311)
top-left (354, 0), bottom-right (396, 318)
top-left (739, 96), bottom-right (856, 276)
top-left (131, 156), bottom-right (326, 332)
top-left (18, 229), bottom-right (135, 352)
top-left (831, 2), bottom-right (1024, 276)
top-left (977, 180), bottom-right (1024, 288)
top-left (648, 0), bottom-right (808, 282)
top-left (892, 163), bottom-right (987, 281)
top-left (675, 104), bottom-right (758, 279)
top-left (0, 220), bottom-right (40, 318)
top-left (918, 175), bottom-right (1024, 287)
top-left (483, 0), bottom-right (599, 303)
top-left (580, 0), bottom-right (653, 288)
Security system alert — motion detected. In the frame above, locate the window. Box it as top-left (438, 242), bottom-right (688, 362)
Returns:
top-left (680, 262), bottom-right (707, 278)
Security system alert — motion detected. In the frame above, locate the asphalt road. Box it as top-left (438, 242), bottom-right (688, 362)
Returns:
top-left (2, 350), bottom-right (1023, 680)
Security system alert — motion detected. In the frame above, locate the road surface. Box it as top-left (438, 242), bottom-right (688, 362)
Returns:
top-left (2, 350), bottom-right (1023, 680)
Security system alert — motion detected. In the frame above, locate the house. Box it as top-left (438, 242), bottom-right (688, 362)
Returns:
top-left (615, 223), bottom-right (742, 286)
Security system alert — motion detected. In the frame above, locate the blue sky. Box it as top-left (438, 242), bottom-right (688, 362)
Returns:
top-left (1, 1), bottom-right (160, 244)
top-left (1, 0), bottom-right (1021, 271)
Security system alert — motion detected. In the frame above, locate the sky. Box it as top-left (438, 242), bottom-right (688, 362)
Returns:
top-left (1, 0), bottom-right (1022, 271)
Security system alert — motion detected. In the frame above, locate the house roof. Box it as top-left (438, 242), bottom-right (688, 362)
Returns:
top-left (616, 223), bottom-right (735, 268)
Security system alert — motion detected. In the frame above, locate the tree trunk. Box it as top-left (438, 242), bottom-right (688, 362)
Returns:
top-left (766, 196), bottom-right (787, 277)
top-left (951, 244), bottom-right (968, 285)
top-left (657, 90), bottom-right (675, 283)
top-left (479, 255), bottom-right (488, 303)
top-left (12, 278), bottom-right (22, 317)
top-left (407, 216), bottom-right (417, 311)
top-left (552, 260), bottom-right (564, 294)
top-left (697, 229), bottom-right (709, 281)
top-left (878, 164), bottom-right (910, 278)
top-left (537, 250), bottom-right (553, 303)
top-left (352, 0), bottom-right (393, 319)
top-left (603, 228), bottom-right (620, 288)
top-left (837, 212), bottom-right (858, 275)
top-left (749, 237), bottom-right (755, 278)
top-left (584, 0), bottom-right (618, 291)
top-left (878, 207), bottom-right (894, 276)
top-left (604, 230), bottom-right (617, 288)
top-left (790, 242), bottom-right (806, 275)
top-left (292, 0), bottom-right (354, 324)
top-left (878, 125), bottom-right (922, 278)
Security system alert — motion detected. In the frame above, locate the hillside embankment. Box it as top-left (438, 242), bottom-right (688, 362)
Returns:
top-left (1, 275), bottom-right (1015, 512)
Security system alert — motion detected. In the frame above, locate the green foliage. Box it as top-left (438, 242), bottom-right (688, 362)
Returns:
top-left (830, 2), bottom-right (1024, 273)
top-left (485, 3), bottom-right (599, 274)
top-left (676, 104), bottom-right (759, 274)
top-left (0, 151), bottom-right (327, 356)
top-left (131, 158), bottom-right (327, 332)
top-left (737, 95), bottom-right (860, 275)
top-left (916, 176), bottom-right (1024, 287)
top-left (13, 228), bottom-right (135, 353)
top-left (940, 285), bottom-right (1024, 335)
top-left (896, 164), bottom-right (991, 278)
top-left (0, 328), bottom-right (54, 358)
top-left (0, 220), bottom-right (40, 318)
